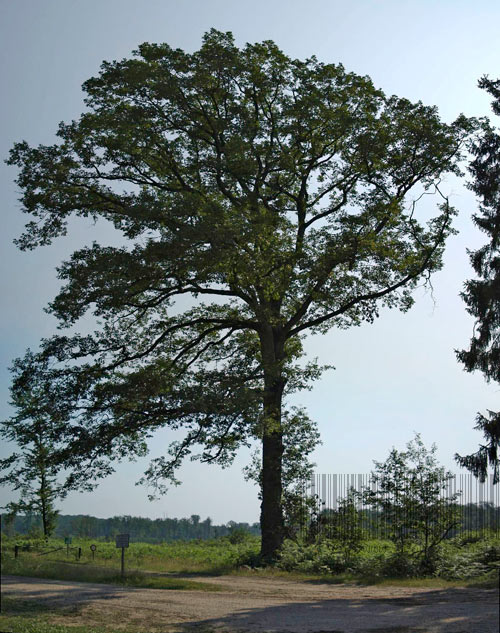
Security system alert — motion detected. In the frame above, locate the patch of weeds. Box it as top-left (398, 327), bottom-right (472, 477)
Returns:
top-left (464, 569), bottom-right (500, 589)
top-left (0, 600), bottom-right (145, 633)
top-left (0, 598), bottom-right (114, 633)
top-left (308, 630), bottom-right (344, 633)
top-left (3, 557), bottom-right (221, 591)
top-left (357, 577), bottom-right (467, 588)
top-left (0, 597), bottom-right (60, 616)
top-left (358, 628), bottom-right (427, 633)
top-left (107, 572), bottom-right (221, 591)
top-left (0, 618), bottom-right (124, 633)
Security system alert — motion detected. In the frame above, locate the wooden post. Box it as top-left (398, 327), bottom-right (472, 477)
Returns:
top-left (115, 534), bottom-right (129, 578)
top-left (14, 545), bottom-right (19, 559)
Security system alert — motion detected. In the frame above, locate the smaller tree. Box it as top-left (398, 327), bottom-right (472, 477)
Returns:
top-left (363, 434), bottom-right (462, 571)
top-left (312, 489), bottom-right (364, 562)
top-left (0, 430), bottom-right (59, 539)
top-left (0, 355), bottom-right (96, 538)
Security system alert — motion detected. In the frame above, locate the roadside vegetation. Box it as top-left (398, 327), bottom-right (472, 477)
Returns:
top-left (2, 530), bottom-right (499, 587)
top-left (1, 533), bottom-right (260, 580)
top-left (276, 532), bottom-right (500, 586)
top-left (0, 597), bottom-right (129, 633)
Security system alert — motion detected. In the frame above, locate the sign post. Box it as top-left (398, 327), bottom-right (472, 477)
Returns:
top-left (64, 536), bottom-right (72, 556)
top-left (115, 534), bottom-right (130, 577)
top-left (90, 543), bottom-right (97, 561)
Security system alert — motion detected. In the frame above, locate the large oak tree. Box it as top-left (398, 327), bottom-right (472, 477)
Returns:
top-left (7, 30), bottom-right (472, 559)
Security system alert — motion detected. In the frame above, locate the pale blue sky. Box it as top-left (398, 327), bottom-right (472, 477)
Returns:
top-left (1, 0), bottom-right (499, 523)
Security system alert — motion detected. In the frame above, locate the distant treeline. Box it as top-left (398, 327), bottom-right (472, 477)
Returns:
top-left (308, 502), bottom-right (500, 539)
top-left (458, 502), bottom-right (500, 534)
top-left (3, 513), bottom-right (260, 542)
top-left (4, 502), bottom-right (498, 542)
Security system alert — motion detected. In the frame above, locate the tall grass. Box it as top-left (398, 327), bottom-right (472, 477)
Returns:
top-left (3, 533), bottom-right (499, 587)
top-left (1, 534), bottom-right (260, 579)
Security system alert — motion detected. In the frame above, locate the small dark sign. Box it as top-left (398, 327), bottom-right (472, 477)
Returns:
top-left (90, 544), bottom-right (97, 551)
top-left (64, 537), bottom-right (72, 545)
top-left (115, 533), bottom-right (130, 548)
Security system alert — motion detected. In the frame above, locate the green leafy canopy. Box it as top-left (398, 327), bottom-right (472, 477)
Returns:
top-left (6, 30), bottom-right (474, 499)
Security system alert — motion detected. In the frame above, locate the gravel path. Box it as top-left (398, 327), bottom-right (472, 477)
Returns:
top-left (2, 574), bottom-right (499, 632)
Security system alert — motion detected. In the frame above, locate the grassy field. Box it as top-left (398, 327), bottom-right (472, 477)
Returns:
top-left (2, 533), bottom-right (498, 584)
top-left (1, 534), bottom-right (261, 576)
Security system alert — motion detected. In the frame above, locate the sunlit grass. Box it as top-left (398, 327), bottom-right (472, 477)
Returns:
top-left (0, 616), bottom-right (119, 633)
top-left (2, 533), bottom-right (499, 590)
top-left (1, 554), bottom-right (222, 591)
top-left (227, 564), bottom-right (496, 588)
top-left (0, 597), bottom-right (122, 633)
top-left (1, 534), bottom-right (260, 575)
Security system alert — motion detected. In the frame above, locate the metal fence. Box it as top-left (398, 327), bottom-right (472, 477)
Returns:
top-left (294, 473), bottom-right (500, 539)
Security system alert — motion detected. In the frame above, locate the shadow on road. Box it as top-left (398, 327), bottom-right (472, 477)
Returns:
top-left (2, 575), bottom-right (498, 633)
top-left (170, 587), bottom-right (498, 633)
top-left (2, 575), bottom-right (132, 608)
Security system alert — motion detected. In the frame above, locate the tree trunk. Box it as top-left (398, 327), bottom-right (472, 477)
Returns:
top-left (39, 455), bottom-right (49, 539)
top-left (259, 325), bottom-right (285, 561)
top-left (260, 416), bottom-right (284, 560)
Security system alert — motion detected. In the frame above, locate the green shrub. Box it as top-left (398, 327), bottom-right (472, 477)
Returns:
top-left (479, 543), bottom-right (500, 565)
top-left (227, 527), bottom-right (251, 544)
top-left (383, 551), bottom-right (421, 577)
top-left (453, 531), bottom-right (484, 546)
top-left (434, 542), bottom-right (500, 579)
top-left (310, 490), bottom-right (365, 560)
top-left (435, 551), bottom-right (489, 579)
top-left (349, 553), bottom-right (386, 578)
top-left (278, 539), bottom-right (348, 574)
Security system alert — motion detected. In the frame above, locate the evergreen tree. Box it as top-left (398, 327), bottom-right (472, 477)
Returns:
top-left (456, 76), bottom-right (500, 482)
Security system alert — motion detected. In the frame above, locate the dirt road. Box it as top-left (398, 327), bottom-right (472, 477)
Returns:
top-left (2, 574), bottom-right (498, 632)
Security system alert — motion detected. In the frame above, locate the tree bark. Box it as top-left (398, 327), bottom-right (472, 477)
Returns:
top-left (260, 424), bottom-right (284, 560)
top-left (37, 431), bottom-right (49, 539)
top-left (259, 325), bottom-right (285, 561)
top-left (40, 470), bottom-right (49, 538)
